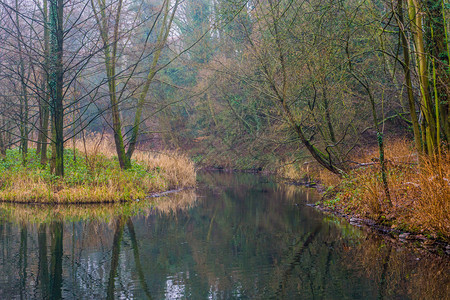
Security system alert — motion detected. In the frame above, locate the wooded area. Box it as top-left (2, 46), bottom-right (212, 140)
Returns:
top-left (0, 0), bottom-right (449, 181)
top-left (0, 3), bottom-right (449, 297)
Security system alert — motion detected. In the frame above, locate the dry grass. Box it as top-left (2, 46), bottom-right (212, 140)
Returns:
top-left (75, 133), bottom-right (196, 189)
top-left (324, 139), bottom-right (450, 239)
top-left (279, 160), bottom-right (341, 187)
top-left (133, 151), bottom-right (196, 189)
top-left (0, 133), bottom-right (196, 203)
top-left (279, 162), bottom-right (314, 183)
top-left (316, 169), bottom-right (342, 187)
top-left (413, 155), bottom-right (450, 237)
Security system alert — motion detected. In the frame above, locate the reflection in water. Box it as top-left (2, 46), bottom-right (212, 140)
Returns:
top-left (0, 172), bottom-right (448, 299)
top-left (50, 222), bottom-right (63, 299)
top-left (341, 232), bottom-right (450, 300)
top-left (37, 224), bottom-right (49, 299)
top-left (107, 217), bottom-right (125, 300)
top-left (0, 189), bottom-right (197, 224)
top-left (127, 218), bottom-right (153, 299)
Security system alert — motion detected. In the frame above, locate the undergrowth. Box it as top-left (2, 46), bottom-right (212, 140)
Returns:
top-left (282, 139), bottom-right (450, 240)
top-left (0, 136), bottom-right (196, 203)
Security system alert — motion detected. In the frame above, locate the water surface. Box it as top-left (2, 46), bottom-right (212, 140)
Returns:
top-left (0, 172), bottom-right (448, 299)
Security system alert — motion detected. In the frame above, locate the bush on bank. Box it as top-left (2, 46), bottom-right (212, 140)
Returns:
top-left (280, 139), bottom-right (450, 241)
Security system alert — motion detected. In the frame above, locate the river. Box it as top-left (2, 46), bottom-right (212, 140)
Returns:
top-left (0, 171), bottom-right (448, 299)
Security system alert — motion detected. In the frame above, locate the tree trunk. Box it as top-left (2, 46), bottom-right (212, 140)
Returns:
top-left (15, 0), bottom-right (29, 166)
top-left (408, 0), bottom-right (438, 155)
top-left (397, 0), bottom-right (423, 153)
top-left (49, 0), bottom-right (64, 177)
top-left (427, 0), bottom-right (450, 149)
top-left (126, 0), bottom-right (178, 160)
top-left (91, 0), bottom-right (131, 170)
top-left (38, 0), bottom-right (50, 166)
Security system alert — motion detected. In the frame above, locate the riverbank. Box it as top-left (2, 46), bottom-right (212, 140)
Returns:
top-left (197, 161), bottom-right (450, 255)
top-left (280, 140), bottom-right (450, 250)
top-left (0, 139), bottom-right (196, 203)
top-left (309, 202), bottom-right (450, 256)
top-left (3, 171), bottom-right (448, 299)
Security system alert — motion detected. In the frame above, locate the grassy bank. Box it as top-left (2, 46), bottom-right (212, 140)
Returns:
top-left (280, 140), bottom-right (450, 242)
top-left (0, 137), bottom-right (196, 203)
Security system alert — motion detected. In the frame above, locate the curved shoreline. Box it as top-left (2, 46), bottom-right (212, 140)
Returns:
top-left (304, 192), bottom-right (450, 257)
top-left (202, 169), bottom-right (450, 256)
top-left (0, 186), bottom-right (195, 205)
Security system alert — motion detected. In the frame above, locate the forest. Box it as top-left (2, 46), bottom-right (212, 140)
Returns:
top-left (0, 0), bottom-right (449, 236)
top-left (0, 1), bottom-right (449, 298)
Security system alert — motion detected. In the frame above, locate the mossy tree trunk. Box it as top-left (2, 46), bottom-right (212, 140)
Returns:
top-left (91, 0), bottom-right (179, 167)
top-left (426, 0), bottom-right (450, 151)
top-left (407, 0), bottom-right (438, 156)
top-left (348, 67), bottom-right (392, 205)
top-left (14, 0), bottom-right (29, 166)
top-left (91, 0), bottom-right (130, 170)
top-left (395, 0), bottom-right (450, 158)
top-left (37, 0), bottom-right (51, 167)
top-left (49, 0), bottom-right (65, 177)
top-left (126, 0), bottom-right (178, 160)
top-left (396, 0), bottom-right (423, 154)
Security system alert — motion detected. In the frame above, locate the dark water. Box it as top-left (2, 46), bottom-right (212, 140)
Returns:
top-left (0, 172), bottom-right (448, 299)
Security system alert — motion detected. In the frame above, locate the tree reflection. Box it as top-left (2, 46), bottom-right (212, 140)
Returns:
top-left (275, 225), bottom-right (322, 298)
top-left (341, 233), bottom-right (450, 300)
top-left (127, 218), bottom-right (153, 299)
top-left (106, 217), bottom-right (125, 300)
top-left (37, 224), bottom-right (49, 299)
top-left (49, 222), bottom-right (63, 300)
top-left (19, 225), bottom-right (27, 299)
top-left (0, 172), bottom-right (447, 299)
